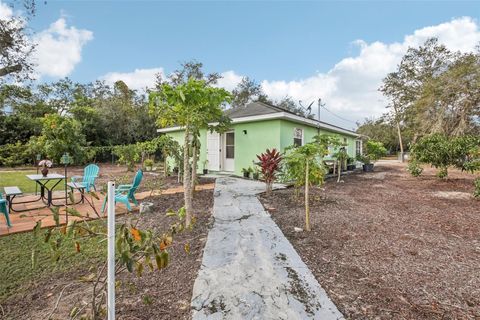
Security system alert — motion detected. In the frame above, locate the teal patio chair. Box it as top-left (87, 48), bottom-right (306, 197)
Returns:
top-left (71, 164), bottom-right (100, 192)
top-left (102, 169), bottom-right (143, 212)
top-left (0, 192), bottom-right (11, 227)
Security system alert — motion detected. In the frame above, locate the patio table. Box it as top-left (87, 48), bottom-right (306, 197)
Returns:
top-left (26, 173), bottom-right (66, 207)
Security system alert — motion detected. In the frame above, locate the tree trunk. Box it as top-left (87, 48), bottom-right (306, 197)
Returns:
top-left (305, 160), bottom-right (311, 231)
top-left (183, 130), bottom-right (193, 226)
top-left (191, 144), bottom-right (198, 196)
top-left (337, 159), bottom-right (341, 183)
top-left (164, 155), bottom-right (168, 178)
top-left (393, 104), bottom-right (405, 162)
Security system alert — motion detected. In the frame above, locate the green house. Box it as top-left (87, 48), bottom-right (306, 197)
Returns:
top-left (158, 102), bottom-right (361, 176)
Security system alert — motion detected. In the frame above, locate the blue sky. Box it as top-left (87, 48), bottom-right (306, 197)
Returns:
top-left (9, 1), bottom-right (480, 127)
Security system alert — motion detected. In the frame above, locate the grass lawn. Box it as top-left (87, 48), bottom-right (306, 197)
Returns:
top-left (0, 221), bottom-right (106, 301)
top-left (0, 170), bottom-right (66, 194)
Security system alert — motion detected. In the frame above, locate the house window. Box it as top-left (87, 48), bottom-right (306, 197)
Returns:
top-left (356, 140), bottom-right (362, 156)
top-left (293, 128), bottom-right (303, 147)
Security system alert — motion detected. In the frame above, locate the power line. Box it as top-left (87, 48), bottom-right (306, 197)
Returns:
top-left (320, 104), bottom-right (358, 126)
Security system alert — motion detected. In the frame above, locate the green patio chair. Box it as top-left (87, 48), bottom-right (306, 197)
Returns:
top-left (0, 192), bottom-right (11, 227)
top-left (102, 169), bottom-right (143, 212)
top-left (71, 164), bottom-right (100, 192)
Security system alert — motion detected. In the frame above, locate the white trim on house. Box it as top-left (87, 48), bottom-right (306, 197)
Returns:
top-left (157, 112), bottom-right (359, 137)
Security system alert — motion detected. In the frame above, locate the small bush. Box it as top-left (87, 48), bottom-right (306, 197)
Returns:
top-left (113, 144), bottom-right (140, 171)
top-left (0, 142), bottom-right (31, 167)
top-left (407, 160), bottom-right (423, 177)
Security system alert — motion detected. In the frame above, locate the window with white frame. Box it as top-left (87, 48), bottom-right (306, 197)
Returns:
top-left (293, 128), bottom-right (303, 147)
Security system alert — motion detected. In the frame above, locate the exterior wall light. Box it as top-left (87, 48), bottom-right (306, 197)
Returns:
top-left (243, 130), bottom-right (247, 135)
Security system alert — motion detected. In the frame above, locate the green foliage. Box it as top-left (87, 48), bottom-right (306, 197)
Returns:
top-left (411, 134), bottom-right (480, 178)
top-left (149, 78), bottom-right (231, 130)
top-left (283, 142), bottom-right (327, 189)
top-left (143, 158), bottom-right (154, 168)
top-left (407, 160), bottom-right (423, 177)
top-left (358, 140), bottom-right (387, 164)
top-left (39, 114), bottom-right (87, 164)
top-left (365, 140), bottom-right (387, 162)
top-left (113, 144), bottom-right (140, 171)
top-left (0, 142), bottom-right (31, 167)
top-left (356, 117), bottom-right (405, 153)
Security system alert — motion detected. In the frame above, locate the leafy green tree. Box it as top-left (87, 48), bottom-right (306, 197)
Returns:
top-left (413, 52), bottom-right (480, 137)
top-left (356, 117), bottom-right (404, 153)
top-left (380, 38), bottom-right (455, 148)
top-left (230, 77), bottom-right (269, 108)
top-left (113, 144), bottom-right (140, 172)
top-left (37, 114), bottom-right (87, 164)
top-left (0, 0), bottom-right (36, 82)
top-left (409, 134), bottom-right (480, 178)
top-left (149, 78), bottom-right (231, 225)
top-left (363, 140), bottom-right (387, 164)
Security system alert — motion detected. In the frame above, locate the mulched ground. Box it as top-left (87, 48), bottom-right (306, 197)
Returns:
top-left (1, 187), bottom-right (214, 320)
top-left (259, 161), bottom-right (480, 320)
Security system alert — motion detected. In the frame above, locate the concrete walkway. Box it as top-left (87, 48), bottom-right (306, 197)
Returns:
top-left (191, 177), bottom-right (343, 320)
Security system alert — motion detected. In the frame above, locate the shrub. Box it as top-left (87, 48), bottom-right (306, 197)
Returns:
top-left (113, 144), bottom-right (140, 171)
top-left (407, 160), bottom-right (423, 177)
top-left (411, 134), bottom-right (480, 179)
top-left (0, 142), bottom-right (31, 167)
top-left (143, 158), bottom-right (154, 168)
top-left (256, 148), bottom-right (282, 195)
top-left (364, 140), bottom-right (387, 163)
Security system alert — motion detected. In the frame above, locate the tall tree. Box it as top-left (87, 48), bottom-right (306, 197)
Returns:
top-left (413, 51), bottom-right (480, 136)
top-left (230, 77), bottom-right (269, 108)
top-left (0, 0), bottom-right (36, 81)
top-left (380, 38), bottom-right (455, 150)
top-left (149, 78), bottom-right (231, 225)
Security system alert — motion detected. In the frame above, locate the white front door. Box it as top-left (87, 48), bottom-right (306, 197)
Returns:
top-left (206, 131), bottom-right (220, 171)
top-left (223, 131), bottom-right (235, 172)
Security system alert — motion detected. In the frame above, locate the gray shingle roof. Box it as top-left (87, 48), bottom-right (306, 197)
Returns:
top-left (225, 102), bottom-right (282, 118)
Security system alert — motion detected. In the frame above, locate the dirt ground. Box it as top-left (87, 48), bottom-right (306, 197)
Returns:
top-left (259, 161), bottom-right (480, 320)
top-left (2, 188), bottom-right (214, 320)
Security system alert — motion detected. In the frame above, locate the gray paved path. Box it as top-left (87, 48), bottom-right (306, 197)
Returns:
top-left (191, 177), bottom-right (344, 320)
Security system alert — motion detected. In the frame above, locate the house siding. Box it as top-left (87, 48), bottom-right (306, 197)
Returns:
top-left (162, 118), bottom-right (358, 176)
top-left (279, 120), bottom-right (357, 160)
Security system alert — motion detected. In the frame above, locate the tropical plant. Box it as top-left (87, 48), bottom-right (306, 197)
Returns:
top-left (256, 149), bottom-right (282, 195)
top-left (283, 142), bottom-right (327, 231)
top-left (149, 78), bottom-right (231, 226)
top-left (333, 147), bottom-right (348, 182)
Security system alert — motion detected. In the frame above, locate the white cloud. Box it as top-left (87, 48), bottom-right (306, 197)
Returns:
top-left (33, 18), bottom-right (93, 78)
top-left (0, 1), bottom-right (12, 19)
top-left (101, 67), bottom-right (165, 90)
top-left (258, 17), bottom-right (480, 127)
top-left (215, 70), bottom-right (243, 91)
top-left (205, 17), bottom-right (473, 128)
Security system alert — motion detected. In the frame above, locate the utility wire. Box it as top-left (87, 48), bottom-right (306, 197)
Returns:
top-left (320, 104), bottom-right (358, 126)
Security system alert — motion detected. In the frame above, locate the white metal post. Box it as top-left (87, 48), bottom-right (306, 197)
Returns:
top-left (107, 181), bottom-right (116, 320)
